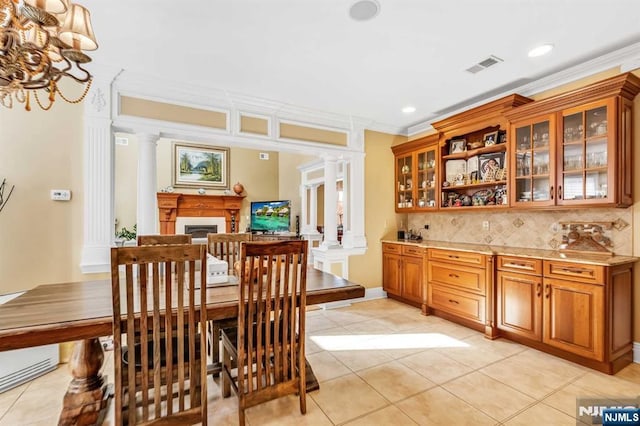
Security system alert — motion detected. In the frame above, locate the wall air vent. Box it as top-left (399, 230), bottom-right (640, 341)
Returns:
top-left (465, 55), bottom-right (504, 74)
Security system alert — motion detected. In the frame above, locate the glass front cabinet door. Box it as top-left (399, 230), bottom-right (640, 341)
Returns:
top-left (510, 115), bottom-right (556, 207)
top-left (415, 146), bottom-right (438, 210)
top-left (558, 99), bottom-right (615, 206)
top-left (395, 153), bottom-right (414, 210)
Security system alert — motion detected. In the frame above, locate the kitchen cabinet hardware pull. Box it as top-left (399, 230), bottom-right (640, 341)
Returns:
top-left (448, 299), bottom-right (459, 304)
top-left (557, 267), bottom-right (592, 275)
top-left (536, 283), bottom-right (541, 297)
top-left (448, 273), bottom-right (459, 278)
top-left (550, 185), bottom-right (554, 200)
top-left (448, 255), bottom-right (460, 259)
top-left (506, 262), bottom-right (528, 268)
top-left (545, 284), bottom-right (550, 299)
top-left (558, 185), bottom-right (562, 200)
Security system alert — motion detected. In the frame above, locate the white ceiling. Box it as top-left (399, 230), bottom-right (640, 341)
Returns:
top-left (85, 0), bottom-right (640, 134)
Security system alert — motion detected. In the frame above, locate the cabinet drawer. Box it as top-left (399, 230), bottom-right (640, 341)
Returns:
top-left (428, 284), bottom-right (485, 323)
top-left (428, 262), bottom-right (486, 295)
top-left (402, 245), bottom-right (425, 257)
top-left (497, 256), bottom-right (542, 275)
top-left (544, 261), bottom-right (604, 284)
top-left (382, 243), bottom-right (402, 254)
top-left (428, 248), bottom-right (485, 267)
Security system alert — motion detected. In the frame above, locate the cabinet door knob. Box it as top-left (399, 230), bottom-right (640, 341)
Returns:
top-left (448, 299), bottom-right (459, 304)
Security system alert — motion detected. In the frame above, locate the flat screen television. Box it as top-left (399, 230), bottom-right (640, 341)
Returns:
top-left (250, 200), bottom-right (291, 233)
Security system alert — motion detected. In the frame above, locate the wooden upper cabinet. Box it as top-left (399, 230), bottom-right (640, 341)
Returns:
top-left (392, 134), bottom-right (439, 212)
top-left (505, 73), bottom-right (640, 208)
top-left (392, 73), bottom-right (639, 211)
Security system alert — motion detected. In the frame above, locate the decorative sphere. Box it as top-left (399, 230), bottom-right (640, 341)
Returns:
top-left (233, 182), bottom-right (244, 195)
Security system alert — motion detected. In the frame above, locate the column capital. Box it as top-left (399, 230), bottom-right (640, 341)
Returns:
top-left (136, 132), bottom-right (160, 144)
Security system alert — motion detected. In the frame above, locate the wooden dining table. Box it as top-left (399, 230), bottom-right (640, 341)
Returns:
top-left (0, 266), bottom-right (365, 425)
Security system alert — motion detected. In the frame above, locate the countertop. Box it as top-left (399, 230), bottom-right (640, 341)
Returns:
top-left (381, 239), bottom-right (638, 266)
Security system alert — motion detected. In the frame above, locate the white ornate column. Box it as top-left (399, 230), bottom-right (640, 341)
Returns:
top-left (321, 157), bottom-right (339, 249)
top-left (342, 153), bottom-right (367, 248)
top-left (309, 184), bottom-right (319, 234)
top-left (136, 133), bottom-right (160, 236)
top-left (299, 184), bottom-right (308, 232)
top-left (80, 66), bottom-right (122, 273)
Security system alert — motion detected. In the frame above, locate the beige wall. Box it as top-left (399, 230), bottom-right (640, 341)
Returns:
top-left (0, 82), bottom-right (98, 294)
top-left (348, 130), bottom-right (408, 288)
top-left (278, 152), bottom-right (316, 233)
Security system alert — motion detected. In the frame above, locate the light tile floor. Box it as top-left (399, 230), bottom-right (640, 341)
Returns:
top-left (1, 298), bottom-right (640, 425)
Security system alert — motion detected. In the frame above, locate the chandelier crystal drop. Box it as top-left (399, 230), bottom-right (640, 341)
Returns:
top-left (0, 0), bottom-right (98, 110)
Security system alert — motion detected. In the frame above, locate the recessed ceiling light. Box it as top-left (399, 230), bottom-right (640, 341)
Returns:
top-left (349, 0), bottom-right (380, 21)
top-left (528, 44), bottom-right (554, 58)
top-left (402, 106), bottom-right (416, 114)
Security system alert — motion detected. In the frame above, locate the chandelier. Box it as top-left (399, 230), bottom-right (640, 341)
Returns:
top-left (0, 0), bottom-right (97, 110)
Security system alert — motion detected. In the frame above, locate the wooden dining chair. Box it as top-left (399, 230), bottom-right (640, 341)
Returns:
top-left (111, 244), bottom-right (208, 425)
top-left (137, 234), bottom-right (192, 246)
top-left (206, 233), bottom-right (253, 372)
top-left (220, 240), bottom-right (308, 426)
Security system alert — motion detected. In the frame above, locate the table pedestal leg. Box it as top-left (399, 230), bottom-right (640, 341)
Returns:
top-left (58, 338), bottom-right (113, 426)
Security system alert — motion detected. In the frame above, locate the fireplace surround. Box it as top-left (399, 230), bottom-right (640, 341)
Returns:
top-left (157, 193), bottom-right (244, 234)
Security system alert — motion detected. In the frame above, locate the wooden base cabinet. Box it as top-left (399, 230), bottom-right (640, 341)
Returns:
top-left (496, 257), bottom-right (543, 342)
top-left (498, 256), bottom-right (633, 374)
top-left (382, 243), bottom-right (426, 311)
top-left (543, 277), bottom-right (604, 361)
top-left (427, 248), bottom-right (496, 338)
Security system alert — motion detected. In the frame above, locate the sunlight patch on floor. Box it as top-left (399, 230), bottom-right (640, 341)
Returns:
top-left (310, 333), bottom-right (469, 351)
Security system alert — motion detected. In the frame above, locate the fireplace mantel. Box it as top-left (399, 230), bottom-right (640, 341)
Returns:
top-left (157, 193), bottom-right (245, 234)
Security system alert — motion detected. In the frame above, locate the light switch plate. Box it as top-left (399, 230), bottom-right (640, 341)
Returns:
top-left (51, 189), bottom-right (71, 201)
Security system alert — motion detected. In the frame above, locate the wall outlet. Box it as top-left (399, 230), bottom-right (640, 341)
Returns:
top-left (51, 189), bottom-right (71, 201)
top-left (482, 220), bottom-right (490, 231)
top-left (259, 152), bottom-right (269, 160)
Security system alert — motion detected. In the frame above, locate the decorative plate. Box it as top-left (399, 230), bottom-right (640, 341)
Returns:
top-left (472, 189), bottom-right (493, 205)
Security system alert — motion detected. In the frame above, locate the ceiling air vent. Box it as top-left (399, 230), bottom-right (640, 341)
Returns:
top-left (465, 55), bottom-right (503, 74)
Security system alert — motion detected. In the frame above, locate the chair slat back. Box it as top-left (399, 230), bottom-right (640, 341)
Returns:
top-left (111, 244), bottom-right (207, 425)
top-left (207, 233), bottom-right (252, 275)
top-left (237, 240), bottom-right (308, 396)
top-left (137, 234), bottom-right (192, 246)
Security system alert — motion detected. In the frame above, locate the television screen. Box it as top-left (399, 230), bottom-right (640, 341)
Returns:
top-left (250, 200), bottom-right (291, 233)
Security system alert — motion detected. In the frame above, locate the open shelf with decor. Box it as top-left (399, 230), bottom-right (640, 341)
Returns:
top-left (431, 94), bottom-right (533, 210)
top-left (439, 125), bottom-right (509, 209)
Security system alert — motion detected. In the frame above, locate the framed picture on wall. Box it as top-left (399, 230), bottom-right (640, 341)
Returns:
top-left (172, 142), bottom-right (230, 189)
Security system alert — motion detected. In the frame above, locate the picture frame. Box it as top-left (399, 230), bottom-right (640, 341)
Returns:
top-left (498, 132), bottom-right (507, 144)
top-left (483, 131), bottom-right (499, 146)
top-left (172, 142), bottom-right (230, 189)
top-left (449, 139), bottom-right (467, 154)
top-left (479, 152), bottom-right (504, 181)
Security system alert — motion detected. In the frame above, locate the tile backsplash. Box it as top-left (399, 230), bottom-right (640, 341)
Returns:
top-left (406, 207), bottom-right (632, 256)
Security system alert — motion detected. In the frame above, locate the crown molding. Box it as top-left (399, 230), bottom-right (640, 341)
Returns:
top-left (407, 121), bottom-right (435, 137)
top-left (406, 41), bottom-right (640, 137)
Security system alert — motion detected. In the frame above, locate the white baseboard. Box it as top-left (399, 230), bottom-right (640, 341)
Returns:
top-left (634, 342), bottom-right (640, 363)
top-left (320, 286), bottom-right (386, 310)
